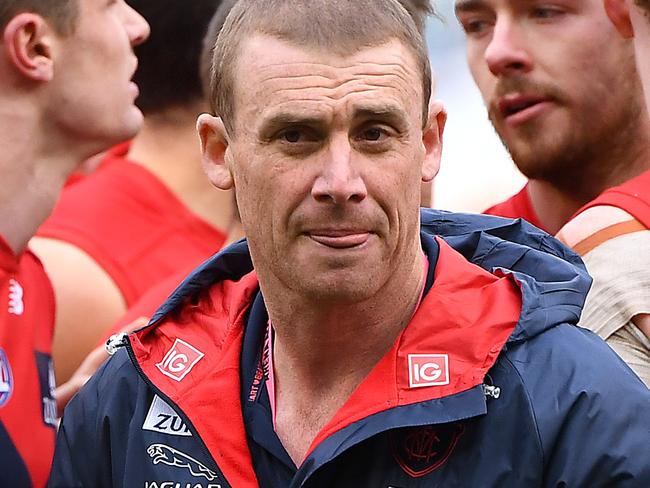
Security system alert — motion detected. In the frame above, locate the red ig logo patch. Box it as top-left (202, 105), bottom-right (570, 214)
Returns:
top-left (156, 339), bottom-right (205, 382)
top-left (408, 354), bottom-right (449, 388)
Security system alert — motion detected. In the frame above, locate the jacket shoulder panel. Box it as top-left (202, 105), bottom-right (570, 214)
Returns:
top-left (503, 323), bottom-right (650, 486)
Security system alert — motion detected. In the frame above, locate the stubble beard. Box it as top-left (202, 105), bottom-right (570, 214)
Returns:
top-left (490, 87), bottom-right (646, 199)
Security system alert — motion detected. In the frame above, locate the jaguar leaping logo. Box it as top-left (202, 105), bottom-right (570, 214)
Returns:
top-left (147, 443), bottom-right (217, 481)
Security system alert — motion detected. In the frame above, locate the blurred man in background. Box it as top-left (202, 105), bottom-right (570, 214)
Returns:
top-left (0, 1), bottom-right (148, 486)
top-left (456, 0), bottom-right (650, 234)
top-left (555, 0), bottom-right (650, 385)
top-left (31, 0), bottom-right (235, 385)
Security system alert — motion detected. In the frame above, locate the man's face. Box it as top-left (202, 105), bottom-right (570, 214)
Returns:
top-left (48, 0), bottom-right (149, 149)
top-left (456, 0), bottom-right (644, 185)
top-left (217, 36), bottom-right (439, 303)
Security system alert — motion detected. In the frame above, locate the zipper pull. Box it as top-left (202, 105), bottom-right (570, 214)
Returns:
top-left (483, 384), bottom-right (501, 399)
top-left (105, 332), bottom-right (129, 356)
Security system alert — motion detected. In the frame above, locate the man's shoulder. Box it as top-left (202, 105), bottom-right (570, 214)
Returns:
top-left (39, 157), bottom-right (170, 234)
top-left (502, 322), bottom-right (649, 413)
top-left (86, 346), bottom-right (141, 394)
top-left (64, 346), bottom-right (147, 422)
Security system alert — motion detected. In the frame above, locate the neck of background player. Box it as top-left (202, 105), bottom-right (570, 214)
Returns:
top-left (528, 124), bottom-right (650, 235)
top-left (0, 94), bottom-right (99, 255)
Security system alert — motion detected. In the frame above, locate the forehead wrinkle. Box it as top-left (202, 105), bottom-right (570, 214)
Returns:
top-left (253, 57), bottom-right (419, 91)
top-left (257, 70), bottom-right (419, 108)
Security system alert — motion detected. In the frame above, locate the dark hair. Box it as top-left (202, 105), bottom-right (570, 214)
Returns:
top-left (398, 0), bottom-right (434, 34)
top-left (0, 0), bottom-right (77, 34)
top-left (128, 0), bottom-right (222, 115)
top-left (200, 0), bottom-right (433, 96)
top-left (211, 0), bottom-right (432, 134)
top-left (200, 0), bottom-right (238, 98)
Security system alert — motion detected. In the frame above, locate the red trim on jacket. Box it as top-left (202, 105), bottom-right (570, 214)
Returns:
top-left (130, 238), bottom-right (522, 482)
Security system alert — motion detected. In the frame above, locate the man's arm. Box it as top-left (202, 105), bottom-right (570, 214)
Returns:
top-left (48, 363), bottom-right (114, 488)
top-left (29, 237), bottom-right (127, 384)
top-left (557, 205), bottom-right (650, 379)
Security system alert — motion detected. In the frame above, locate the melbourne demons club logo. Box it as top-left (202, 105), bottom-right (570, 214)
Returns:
top-left (390, 423), bottom-right (465, 478)
top-left (156, 339), bottom-right (204, 382)
top-left (408, 354), bottom-right (449, 388)
top-left (0, 348), bottom-right (13, 407)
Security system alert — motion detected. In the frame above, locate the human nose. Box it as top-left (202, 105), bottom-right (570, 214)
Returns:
top-left (311, 137), bottom-right (367, 205)
top-left (123, 3), bottom-right (150, 47)
top-left (484, 17), bottom-right (532, 76)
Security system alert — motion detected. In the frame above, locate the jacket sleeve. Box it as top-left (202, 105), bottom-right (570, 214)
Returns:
top-left (48, 354), bottom-right (123, 488)
top-left (517, 325), bottom-right (650, 487)
top-left (48, 420), bottom-right (87, 488)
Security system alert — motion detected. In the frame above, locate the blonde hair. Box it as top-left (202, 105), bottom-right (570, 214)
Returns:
top-left (210, 0), bottom-right (432, 134)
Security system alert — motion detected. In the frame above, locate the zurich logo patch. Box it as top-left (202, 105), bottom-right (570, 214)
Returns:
top-left (143, 395), bottom-right (192, 436)
top-left (0, 348), bottom-right (14, 407)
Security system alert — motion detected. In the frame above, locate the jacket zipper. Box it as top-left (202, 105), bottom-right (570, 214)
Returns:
top-left (123, 335), bottom-right (233, 488)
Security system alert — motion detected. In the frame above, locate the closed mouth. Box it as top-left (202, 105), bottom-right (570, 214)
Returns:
top-left (307, 231), bottom-right (371, 249)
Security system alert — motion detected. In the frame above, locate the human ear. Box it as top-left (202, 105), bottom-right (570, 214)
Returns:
top-left (2, 13), bottom-right (56, 82)
top-left (604, 0), bottom-right (634, 38)
top-left (197, 113), bottom-right (234, 190)
top-left (421, 100), bottom-right (447, 182)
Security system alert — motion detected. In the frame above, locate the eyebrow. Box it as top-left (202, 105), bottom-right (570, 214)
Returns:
top-left (352, 105), bottom-right (410, 129)
top-left (454, 0), bottom-right (488, 14)
top-left (257, 111), bottom-right (327, 139)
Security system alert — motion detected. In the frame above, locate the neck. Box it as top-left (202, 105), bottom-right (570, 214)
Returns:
top-left (0, 100), bottom-right (88, 255)
top-left (527, 181), bottom-right (585, 235)
top-left (127, 106), bottom-right (234, 233)
top-left (266, 241), bottom-right (425, 465)
top-left (270, 244), bottom-right (425, 401)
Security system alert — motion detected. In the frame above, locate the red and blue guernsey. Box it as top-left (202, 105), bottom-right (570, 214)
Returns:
top-left (576, 170), bottom-right (650, 229)
top-left (49, 210), bottom-right (650, 487)
top-left (0, 236), bottom-right (56, 488)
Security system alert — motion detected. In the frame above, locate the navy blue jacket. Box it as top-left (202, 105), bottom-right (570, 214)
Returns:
top-left (49, 210), bottom-right (650, 487)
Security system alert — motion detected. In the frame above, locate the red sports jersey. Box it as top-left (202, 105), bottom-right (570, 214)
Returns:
top-left (100, 270), bottom-right (188, 345)
top-left (483, 184), bottom-right (547, 232)
top-left (576, 170), bottom-right (650, 229)
top-left (0, 236), bottom-right (56, 488)
top-left (37, 148), bottom-right (226, 306)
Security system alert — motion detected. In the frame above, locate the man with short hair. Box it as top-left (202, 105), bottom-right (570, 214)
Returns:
top-left (456, 0), bottom-right (650, 234)
top-left (554, 0), bottom-right (650, 385)
top-left (30, 0), bottom-right (234, 385)
top-left (0, 1), bottom-right (148, 486)
top-left (50, 1), bottom-right (650, 487)
top-left (53, 0), bottom-right (440, 409)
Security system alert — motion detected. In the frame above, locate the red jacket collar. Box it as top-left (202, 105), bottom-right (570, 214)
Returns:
top-left (130, 237), bottom-right (522, 480)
